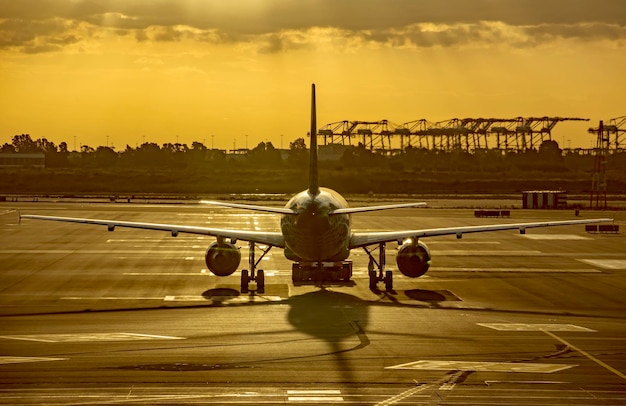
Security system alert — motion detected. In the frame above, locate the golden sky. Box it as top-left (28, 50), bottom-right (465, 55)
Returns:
top-left (1, 0), bottom-right (625, 150)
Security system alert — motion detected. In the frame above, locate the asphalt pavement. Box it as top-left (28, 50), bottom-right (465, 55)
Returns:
top-left (1, 201), bottom-right (625, 405)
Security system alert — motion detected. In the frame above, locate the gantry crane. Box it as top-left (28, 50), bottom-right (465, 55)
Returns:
top-left (319, 116), bottom-right (590, 153)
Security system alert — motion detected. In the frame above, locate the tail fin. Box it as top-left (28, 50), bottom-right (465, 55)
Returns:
top-left (308, 83), bottom-right (319, 196)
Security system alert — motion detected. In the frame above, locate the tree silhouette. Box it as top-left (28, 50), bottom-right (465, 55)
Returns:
top-left (12, 134), bottom-right (39, 153)
top-left (248, 141), bottom-right (282, 167)
top-left (287, 137), bottom-right (307, 167)
top-left (94, 146), bottom-right (118, 167)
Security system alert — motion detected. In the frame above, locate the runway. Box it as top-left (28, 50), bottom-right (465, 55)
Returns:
top-left (1, 201), bottom-right (625, 405)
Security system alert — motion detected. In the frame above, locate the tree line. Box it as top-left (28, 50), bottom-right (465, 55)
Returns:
top-left (3, 133), bottom-right (625, 175)
top-left (2, 134), bottom-right (308, 169)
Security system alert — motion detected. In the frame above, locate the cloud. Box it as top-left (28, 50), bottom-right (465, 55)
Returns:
top-left (137, 25), bottom-right (224, 43)
top-left (0, 17), bottom-right (82, 53)
top-left (526, 22), bottom-right (626, 43)
top-left (2, 0), bottom-right (625, 30)
top-left (0, 0), bottom-right (624, 54)
top-left (365, 21), bottom-right (626, 49)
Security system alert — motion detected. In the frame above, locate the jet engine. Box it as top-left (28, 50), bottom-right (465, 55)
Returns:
top-left (205, 241), bottom-right (241, 276)
top-left (396, 239), bottom-right (431, 278)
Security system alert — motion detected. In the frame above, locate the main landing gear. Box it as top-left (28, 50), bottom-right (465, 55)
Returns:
top-left (241, 241), bottom-right (272, 294)
top-left (364, 242), bottom-right (393, 291)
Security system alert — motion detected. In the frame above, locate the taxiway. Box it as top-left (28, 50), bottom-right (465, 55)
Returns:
top-left (1, 202), bottom-right (625, 405)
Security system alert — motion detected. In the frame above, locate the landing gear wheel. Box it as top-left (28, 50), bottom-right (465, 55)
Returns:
top-left (369, 270), bottom-right (378, 291)
top-left (384, 270), bottom-right (393, 291)
top-left (241, 270), bottom-right (249, 293)
top-left (292, 264), bottom-right (301, 282)
top-left (256, 270), bottom-right (265, 294)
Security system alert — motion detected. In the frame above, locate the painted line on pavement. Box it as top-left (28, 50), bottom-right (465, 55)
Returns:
top-left (0, 333), bottom-right (185, 342)
top-left (430, 250), bottom-right (542, 256)
top-left (124, 272), bottom-right (207, 276)
top-left (579, 259), bottom-right (626, 269)
top-left (374, 385), bottom-right (432, 406)
top-left (60, 296), bottom-right (284, 303)
top-left (434, 268), bottom-right (600, 273)
top-left (287, 389), bottom-right (343, 402)
top-left (478, 323), bottom-right (596, 332)
top-left (0, 357), bottom-right (67, 365)
top-left (385, 360), bottom-right (576, 373)
top-left (542, 329), bottom-right (626, 381)
top-left (521, 234), bottom-right (591, 240)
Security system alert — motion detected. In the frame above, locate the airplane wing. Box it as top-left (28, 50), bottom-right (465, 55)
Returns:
top-left (20, 214), bottom-right (285, 248)
top-left (200, 200), bottom-right (295, 215)
top-left (349, 217), bottom-right (613, 248)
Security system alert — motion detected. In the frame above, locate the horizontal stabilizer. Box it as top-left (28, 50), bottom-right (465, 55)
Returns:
top-left (331, 202), bottom-right (427, 215)
top-left (200, 200), bottom-right (295, 215)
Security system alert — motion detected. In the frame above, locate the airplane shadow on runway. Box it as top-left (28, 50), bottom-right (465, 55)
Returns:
top-left (196, 286), bottom-right (467, 384)
top-left (106, 287), bottom-right (468, 384)
top-left (7, 285), bottom-right (619, 385)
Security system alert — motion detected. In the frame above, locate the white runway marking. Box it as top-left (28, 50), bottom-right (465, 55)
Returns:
top-left (374, 384), bottom-right (434, 406)
top-left (429, 250), bottom-right (542, 256)
top-left (61, 296), bottom-right (164, 300)
top-left (478, 323), bottom-right (596, 332)
top-left (178, 213), bottom-right (276, 218)
top-left (385, 360), bottom-right (576, 373)
top-left (107, 237), bottom-right (208, 242)
top-left (521, 234), bottom-right (591, 240)
top-left (60, 295), bottom-right (284, 303)
top-left (0, 333), bottom-right (185, 342)
top-left (287, 389), bottom-right (343, 402)
top-left (165, 295), bottom-right (284, 303)
top-left (579, 259), bottom-right (626, 269)
top-left (124, 272), bottom-right (208, 276)
top-left (433, 267), bottom-right (600, 273)
top-left (479, 322), bottom-right (626, 381)
top-left (0, 250), bottom-right (191, 255)
top-left (0, 357), bottom-right (67, 365)
top-left (423, 240), bottom-right (502, 245)
top-left (542, 330), bottom-right (626, 381)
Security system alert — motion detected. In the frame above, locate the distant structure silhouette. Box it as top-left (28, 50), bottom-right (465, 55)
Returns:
top-left (318, 117), bottom-right (590, 154)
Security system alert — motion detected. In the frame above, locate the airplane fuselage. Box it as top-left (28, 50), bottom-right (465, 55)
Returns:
top-left (281, 187), bottom-right (351, 262)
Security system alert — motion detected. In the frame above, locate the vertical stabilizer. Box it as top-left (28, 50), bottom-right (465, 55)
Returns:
top-left (309, 83), bottom-right (319, 196)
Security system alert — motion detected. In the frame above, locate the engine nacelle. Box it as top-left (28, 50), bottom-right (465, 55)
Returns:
top-left (205, 241), bottom-right (241, 276)
top-left (396, 239), bottom-right (431, 278)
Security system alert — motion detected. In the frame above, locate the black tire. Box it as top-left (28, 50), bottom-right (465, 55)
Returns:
top-left (257, 269), bottom-right (265, 293)
top-left (292, 264), bottom-right (301, 282)
top-left (385, 270), bottom-right (393, 291)
top-left (241, 270), bottom-right (249, 293)
top-left (368, 270), bottom-right (378, 291)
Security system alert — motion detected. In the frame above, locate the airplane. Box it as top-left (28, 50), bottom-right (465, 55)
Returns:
top-left (20, 84), bottom-right (612, 293)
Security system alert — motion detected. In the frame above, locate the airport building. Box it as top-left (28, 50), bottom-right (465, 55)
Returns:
top-left (0, 153), bottom-right (45, 168)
